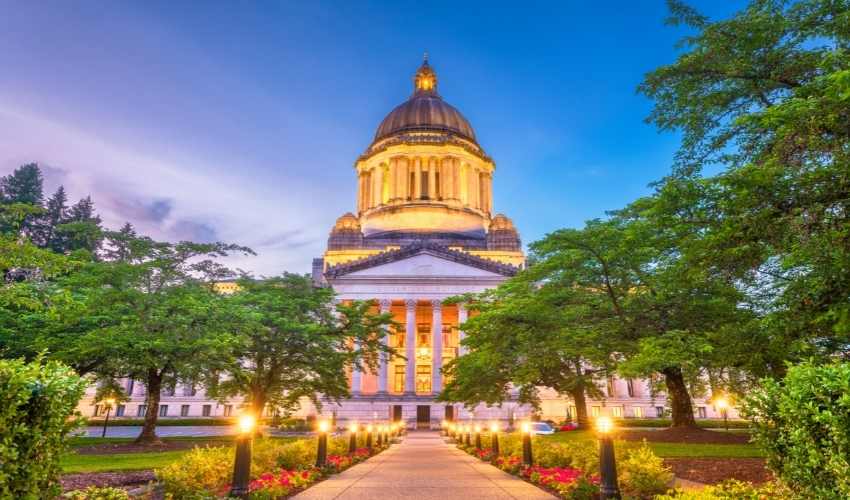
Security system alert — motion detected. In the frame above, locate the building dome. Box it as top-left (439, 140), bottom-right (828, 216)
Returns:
top-left (373, 58), bottom-right (477, 144)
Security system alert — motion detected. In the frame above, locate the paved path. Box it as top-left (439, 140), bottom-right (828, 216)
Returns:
top-left (294, 431), bottom-right (554, 499)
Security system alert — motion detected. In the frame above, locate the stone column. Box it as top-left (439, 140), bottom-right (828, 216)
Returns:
top-left (374, 165), bottom-right (384, 206)
top-left (428, 158), bottom-right (437, 200)
top-left (431, 300), bottom-right (443, 393)
top-left (377, 299), bottom-right (391, 394)
top-left (404, 299), bottom-right (416, 394)
top-left (471, 167), bottom-right (480, 209)
top-left (457, 304), bottom-right (468, 355)
top-left (398, 157), bottom-right (408, 200)
top-left (414, 158), bottom-right (422, 200)
top-left (443, 158), bottom-right (453, 201)
top-left (388, 159), bottom-right (396, 202)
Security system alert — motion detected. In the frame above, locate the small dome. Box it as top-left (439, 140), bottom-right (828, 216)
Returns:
top-left (487, 214), bottom-right (521, 252)
top-left (489, 214), bottom-right (515, 231)
top-left (333, 212), bottom-right (360, 230)
top-left (328, 213), bottom-right (363, 250)
top-left (373, 57), bottom-right (477, 144)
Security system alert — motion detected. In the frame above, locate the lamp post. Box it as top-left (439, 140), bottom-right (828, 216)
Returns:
top-left (715, 397), bottom-right (729, 432)
top-left (597, 416), bottom-right (621, 499)
top-left (348, 422), bottom-right (358, 453)
top-left (464, 425), bottom-right (471, 446)
top-left (490, 422), bottom-right (500, 456)
top-left (383, 424), bottom-right (389, 445)
top-left (229, 414), bottom-right (256, 498)
top-left (316, 420), bottom-right (330, 468)
top-left (101, 398), bottom-right (116, 438)
top-left (441, 419), bottom-right (448, 436)
top-left (366, 424), bottom-right (373, 450)
top-left (521, 422), bottom-right (533, 466)
top-left (474, 424), bottom-right (482, 449)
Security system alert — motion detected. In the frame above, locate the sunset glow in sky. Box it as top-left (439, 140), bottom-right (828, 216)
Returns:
top-left (0, 1), bottom-right (745, 275)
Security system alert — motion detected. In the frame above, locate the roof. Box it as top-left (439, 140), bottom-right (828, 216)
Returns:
top-left (325, 241), bottom-right (520, 279)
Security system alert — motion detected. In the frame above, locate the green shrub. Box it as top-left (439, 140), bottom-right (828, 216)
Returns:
top-left (743, 361), bottom-right (850, 499)
top-left (655, 479), bottom-right (792, 499)
top-left (617, 441), bottom-right (672, 499)
top-left (64, 486), bottom-right (130, 500)
top-left (0, 357), bottom-right (86, 499)
top-left (157, 445), bottom-right (233, 498)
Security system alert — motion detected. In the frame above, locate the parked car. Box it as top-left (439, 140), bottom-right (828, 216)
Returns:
top-left (559, 422), bottom-right (579, 432)
top-left (529, 422), bottom-right (556, 435)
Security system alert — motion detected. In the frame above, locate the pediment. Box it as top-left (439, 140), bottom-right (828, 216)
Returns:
top-left (344, 252), bottom-right (502, 278)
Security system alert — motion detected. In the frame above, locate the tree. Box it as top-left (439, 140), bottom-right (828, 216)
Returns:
top-left (40, 186), bottom-right (68, 252)
top-left (59, 229), bottom-right (252, 443)
top-left (58, 196), bottom-right (103, 254)
top-left (640, 0), bottom-right (850, 368)
top-left (439, 275), bottom-right (613, 429)
top-left (0, 163), bottom-right (43, 206)
top-left (208, 274), bottom-right (394, 418)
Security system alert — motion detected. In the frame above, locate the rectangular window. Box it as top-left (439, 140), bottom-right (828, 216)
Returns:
top-left (435, 172), bottom-right (441, 198)
top-left (626, 379), bottom-right (635, 397)
top-left (393, 365), bottom-right (405, 393)
top-left (180, 404), bottom-right (190, 417)
top-left (415, 365), bottom-right (431, 394)
top-left (159, 405), bottom-right (168, 417)
top-left (612, 406), bottom-right (623, 418)
top-left (116, 405), bottom-right (125, 417)
top-left (202, 404), bottom-right (211, 417)
top-left (591, 406), bottom-right (601, 417)
top-left (633, 406), bottom-right (643, 418)
top-left (223, 405), bottom-right (233, 417)
top-left (421, 172), bottom-right (429, 199)
top-left (607, 377), bottom-right (616, 398)
top-left (697, 407), bottom-right (707, 419)
top-left (569, 406), bottom-right (577, 421)
top-left (93, 405), bottom-right (101, 417)
top-left (183, 384), bottom-right (197, 397)
top-left (126, 379), bottom-right (134, 395)
top-left (165, 386), bottom-right (175, 397)
top-left (137, 405), bottom-right (147, 417)
top-left (656, 406), bottom-right (665, 418)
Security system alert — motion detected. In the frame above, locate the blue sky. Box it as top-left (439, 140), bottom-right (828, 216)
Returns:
top-left (0, 1), bottom-right (745, 275)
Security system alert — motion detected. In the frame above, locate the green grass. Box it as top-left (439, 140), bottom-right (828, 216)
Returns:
top-left (540, 431), bottom-right (764, 458)
top-left (68, 436), bottom-right (235, 448)
top-left (61, 450), bottom-right (190, 473)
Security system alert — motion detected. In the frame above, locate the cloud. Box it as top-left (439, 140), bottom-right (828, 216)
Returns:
top-left (0, 103), bottom-right (332, 275)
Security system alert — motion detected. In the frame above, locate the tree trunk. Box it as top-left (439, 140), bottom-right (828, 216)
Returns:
top-left (569, 387), bottom-right (590, 429)
top-left (662, 366), bottom-right (697, 428)
top-left (135, 368), bottom-right (163, 444)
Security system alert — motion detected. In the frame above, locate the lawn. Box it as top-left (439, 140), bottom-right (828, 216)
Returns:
top-left (61, 450), bottom-right (191, 473)
top-left (540, 431), bottom-right (765, 458)
top-left (62, 436), bottom-right (302, 473)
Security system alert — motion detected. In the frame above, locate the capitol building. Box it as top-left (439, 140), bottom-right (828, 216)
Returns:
top-left (80, 59), bottom-right (730, 426)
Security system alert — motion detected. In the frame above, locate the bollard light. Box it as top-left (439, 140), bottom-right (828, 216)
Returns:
top-left (316, 419), bottom-right (330, 468)
top-left (441, 419), bottom-right (448, 436)
top-left (521, 421), bottom-right (533, 466)
top-left (366, 424), bottom-right (374, 450)
top-left (490, 422), bottom-right (500, 456)
top-left (464, 424), bottom-right (471, 446)
top-left (596, 417), bottom-right (621, 499)
top-left (101, 397), bottom-right (116, 438)
top-left (474, 424), bottom-right (482, 449)
top-left (229, 414), bottom-right (256, 498)
top-left (348, 422), bottom-right (358, 453)
top-left (715, 397), bottom-right (730, 432)
top-left (382, 424), bottom-right (389, 444)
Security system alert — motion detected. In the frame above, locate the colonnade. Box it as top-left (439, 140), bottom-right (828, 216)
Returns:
top-left (350, 300), bottom-right (467, 397)
top-left (357, 156), bottom-right (492, 214)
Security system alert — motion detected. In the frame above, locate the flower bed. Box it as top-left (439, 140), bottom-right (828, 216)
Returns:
top-left (454, 433), bottom-right (672, 499)
top-left (157, 436), bottom-right (393, 499)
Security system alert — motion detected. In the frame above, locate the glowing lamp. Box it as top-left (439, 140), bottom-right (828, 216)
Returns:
top-left (490, 422), bottom-right (499, 433)
top-left (238, 414), bottom-right (256, 434)
top-left (366, 424), bottom-right (374, 433)
top-left (104, 397), bottom-right (116, 407)
top-left (521, 422), bottom-right (531, 434)
top-left (417, 346), bottom-right (429, 357)
top-left (318, 420), bottom-right (330, 433)
top-left (715, 397), bottom-right (729, 410)
top-left (474, 425), bottom-right (482, 433)
top-left (349, 422), bottom-right (358, 433)
top-left (596, 416), bottom-right (613, 434)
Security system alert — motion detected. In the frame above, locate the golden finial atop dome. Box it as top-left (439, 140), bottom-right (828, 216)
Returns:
top-left (413, 53), bottom-right (437, 95)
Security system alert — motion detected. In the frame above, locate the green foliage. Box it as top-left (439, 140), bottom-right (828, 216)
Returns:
top-left (156, 445), bottom-right (233, 498)
top-left (743, 361), bottom-right (850, 499)
top-left (209, 274), bottom-right (393, 415)
top-left (0, 357), bottom-right (86, 499)
top-left (617, 441), bottom-right (673, 499)
top-left (64, 486), bottom-right (130, 500)
top-left (656, 479), bottom-right (793, 499)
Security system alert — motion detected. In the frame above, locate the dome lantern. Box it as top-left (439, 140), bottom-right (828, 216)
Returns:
top-left (413, 53), bottom-right (438, 96)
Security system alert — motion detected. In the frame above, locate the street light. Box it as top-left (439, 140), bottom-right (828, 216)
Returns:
top-left (229, 414), bottom-right (256, 498)
top-left (101, 398), bottom-right (116, 438)
top-left (715, 397), bottom-right (730, 432)
top-left (596, 416), bottom-right (621, 499)
top-left (474, 424), bottom-right (482, 449)
top-left (348, 422), bottom-right (358, 453)
top-left (316, 419), bottom-right (330, 467)
top-left (490, 422), bottom-right (500, 456)
top-left (521, 422), bottom-right (533, 465)
top-left (465, 424), bottom-right (472, 446)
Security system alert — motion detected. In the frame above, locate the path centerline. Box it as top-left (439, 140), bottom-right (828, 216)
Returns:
top-left (293, 431), bottom-right (554, 499)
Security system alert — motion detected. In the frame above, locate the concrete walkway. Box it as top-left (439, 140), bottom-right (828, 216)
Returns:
top-left (294, 431), bottom-right (554, 499)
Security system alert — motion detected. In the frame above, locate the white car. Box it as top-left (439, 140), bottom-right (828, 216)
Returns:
top-left (529, 422), bottom-right (555, 435)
